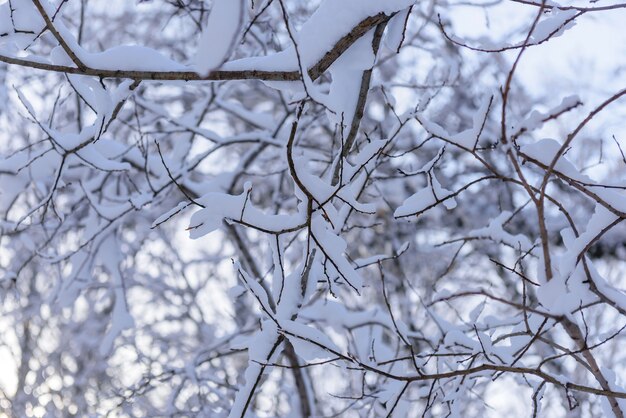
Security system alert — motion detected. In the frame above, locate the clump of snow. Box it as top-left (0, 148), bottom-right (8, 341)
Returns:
top-left (519, 138), bottom-right (588, 182)
top-left (394, 172), bottom-right (456, 218)
top-left (223, 0), bottom-right (414, 73)
top-left (196, 0), bottom-right (244, 75)
top-left (188, 185), bottom-right (307, 238)
top-left (468, 211), bottom-right (533, 252)
top-left (530, 9), bottom-right (578, 43)
top-left (311, 213), bottom-right (364, 291)
top-left (81, 45), bottom-right (186, 72)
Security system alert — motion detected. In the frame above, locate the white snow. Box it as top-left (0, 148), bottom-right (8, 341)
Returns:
top-left (530, 9), bottom-right (578, 43)
top-left (416, 94), bottom-right (492, 149)
top-left (81, 45), bottom-right (186, 72)
top-left (188, 185), bottom-right (307, 238)
top-left (311, 213), bottom-right (364, 291)
top-left (196, 0), bottom-right (244, 75)
top-left (223, 0), bottom-right (414, 73)
top-left (468, 211), bottom-right (533, 252)
top-left (519, 138), bottom-right (588, 182)
top-left (326, 29), bottom-right (376, 131)
top-left (281, 319), bottom-right (341, 362)
top-left (557, 204), bottom-right (619, 280)
top-left (394, 172), bottom-right (456, 218)
top-left (384, 7), bottom-right (411, 53)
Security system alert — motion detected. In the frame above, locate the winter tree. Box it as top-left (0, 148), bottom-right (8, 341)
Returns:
top-left (1, 0), bottom-right (626, 417)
